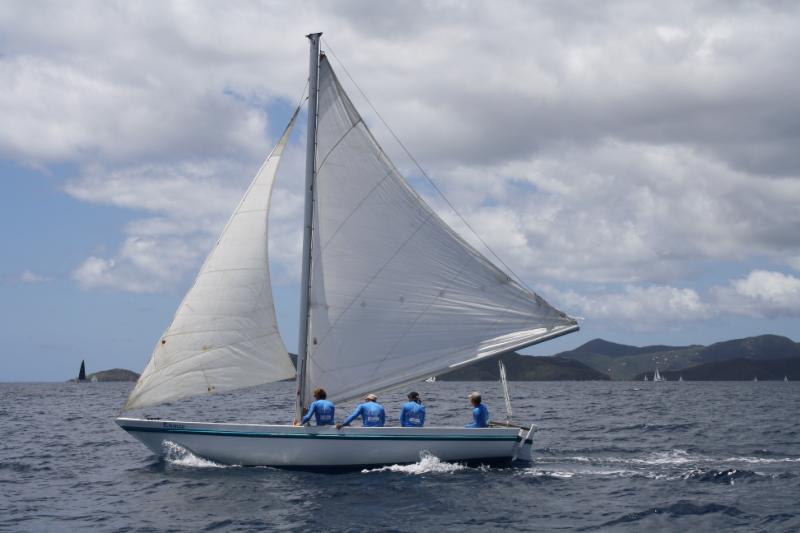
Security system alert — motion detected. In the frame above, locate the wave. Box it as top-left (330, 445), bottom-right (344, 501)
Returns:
top-left (162, 441), bottom-right (229, 469)
top-left (541, 448), bottom-right (800, 466)
top-left (361, 452), bottom-right (469, 475)
top-left (682, 468), bottom-right (757, 484)
top-left (606, 422), bottom-right (698, 432)
top-left (598, 500), bottom-right (745, 527)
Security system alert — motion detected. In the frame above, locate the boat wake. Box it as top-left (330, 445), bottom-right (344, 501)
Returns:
top-left (524, 448), bottom-right (799, 484)
top-left (162, 441), bottom-right (229, 469)
top-left (361, 452), bottom-right (468, 475)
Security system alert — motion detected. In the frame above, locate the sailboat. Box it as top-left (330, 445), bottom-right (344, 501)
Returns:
top-left (653, 367), bottom-right (665, 382)
top-left (78, 360), bottom-right (86, 382)
top-left (115, 33), bottom-right (579, 468)
top-left (643, 374), bottom-right (649, 382)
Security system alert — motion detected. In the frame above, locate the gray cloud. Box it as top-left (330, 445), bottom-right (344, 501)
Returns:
top-left (2, 1), bottom-right (799, 333)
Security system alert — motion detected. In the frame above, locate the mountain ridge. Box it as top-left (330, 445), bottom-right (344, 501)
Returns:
top-left (559, 334), bottom-right (800, 380)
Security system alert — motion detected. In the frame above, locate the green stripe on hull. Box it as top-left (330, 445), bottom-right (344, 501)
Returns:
top-left (121, 425), bottom-right (521, 442)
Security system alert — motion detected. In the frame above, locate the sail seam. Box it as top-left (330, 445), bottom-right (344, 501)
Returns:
top-left (322, 37), bottom-right (537, 295)
top-left (315, 119), bottom-right (363, 175)
top-left (311, 209), bottom-right (436, 360)
top-left (318, 168), bottom-right (394, 252)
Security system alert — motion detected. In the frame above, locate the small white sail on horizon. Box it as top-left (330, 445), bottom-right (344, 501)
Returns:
top-left (653, 367), bottom-right (665, 382)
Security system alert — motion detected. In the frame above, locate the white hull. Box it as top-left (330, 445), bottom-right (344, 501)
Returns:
top-left (116, 417), bottom-right (534, 468)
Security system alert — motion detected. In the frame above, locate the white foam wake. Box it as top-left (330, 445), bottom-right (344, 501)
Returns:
top-left (162, 440), bottom-right (228, 468)
top-left (361, 451), bottom-right (467, 475)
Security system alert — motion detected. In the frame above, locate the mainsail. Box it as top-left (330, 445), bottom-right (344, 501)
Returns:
top-left (123, 111), bottom-right (299, 411)
top-left (302, 56), bottom-right (578, 407)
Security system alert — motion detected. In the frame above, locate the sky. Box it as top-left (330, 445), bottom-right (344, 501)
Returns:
top-left (2, 1), bottom-right (799, 381)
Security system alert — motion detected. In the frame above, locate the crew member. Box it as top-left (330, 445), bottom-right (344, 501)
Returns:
top-left (400, 391), bottom-right (426, 427)
top-left (337, 393), bottom-right (385, 428)
top-left (464, 391), bottom-right (489, 428)
top-left (296, 387), bottom-right (335, 426)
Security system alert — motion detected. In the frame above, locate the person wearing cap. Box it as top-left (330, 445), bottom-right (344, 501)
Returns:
top-left (464, 391), bottom-right (490, 428)
top-left (296, 387), bottom-right (335, 426)
top-left (337, 393), bottom-right (385, 429)
top-left (400, 391), bottom-right (426, 427)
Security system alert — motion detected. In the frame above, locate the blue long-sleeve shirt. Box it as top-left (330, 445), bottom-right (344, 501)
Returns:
top-left (300, 399), bottom-right (335, 426)
top-left (342, 402), bottom-right (385, 427)
top-left (465, 403), bottom-right (489, 428)
top-left (400, 401), bottom-right (426, 427)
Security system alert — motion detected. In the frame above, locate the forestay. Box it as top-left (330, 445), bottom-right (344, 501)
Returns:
top-left (124, 111), bottom-right (299, 411)
top-left (303, 56), bottom-right (578, 407)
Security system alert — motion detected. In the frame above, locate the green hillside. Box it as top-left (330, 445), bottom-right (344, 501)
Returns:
top-left (559, 335), bottom-right (800, 381)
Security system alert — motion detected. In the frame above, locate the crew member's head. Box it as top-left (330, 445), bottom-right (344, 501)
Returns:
top-left (364, 393), bottom-right (378, 403)
top-left (408, 391), bottom-right (421, 403)
top-left (313, 387), bottom-right (327, 400)
top-left (469, 391), bottom-right (481, 406)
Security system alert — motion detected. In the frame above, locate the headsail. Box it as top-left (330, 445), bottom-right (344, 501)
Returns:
top-left (302, 56), bottom-right (578, 406)
top-left (124, 110), bottom-right (300, 411)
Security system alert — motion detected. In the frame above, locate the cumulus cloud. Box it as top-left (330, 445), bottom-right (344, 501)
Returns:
top-left (2, 0), bottom-right (799, 337)
top-left (64, 155), bottom-right (302, 292)
top-left (541, 283), bottom-right (714, 331)
top-left (713, 270), bottom-right (800, 318)
top-left (536, 268), bottom-right (800, 330)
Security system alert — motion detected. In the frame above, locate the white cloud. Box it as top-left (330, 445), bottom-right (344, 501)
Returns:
top-left (713, 270), bottom-right (800, 318)
top-left (18, 270), bottom-right (51, 284)
top-left (65, 146), bottom-right (307, 292)
top-left (66, 160), bottom-right (255, 292)
top-left (543, 283), bottom-right (714, 331)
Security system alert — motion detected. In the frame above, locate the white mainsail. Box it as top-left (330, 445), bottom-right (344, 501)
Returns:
top-left (302, 56), bottom-right (578, 406)
top-left (124, 111), bottom-right (299, 411)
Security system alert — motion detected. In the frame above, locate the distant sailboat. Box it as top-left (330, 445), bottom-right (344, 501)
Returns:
top-left (785, 376), bottom-right (789, 382)
top-left (753, 376), bottom-right (758, 382)
top-left (653, 367), bottom-right (666, 382)
top-left (425, 376), bottom-right (437, 383)
top-left (643, 374), bottom-right (649, 382)
top-left (78, 360), bottom-right (86, 382)
top-left (678, 376), bottom-right (683, 382)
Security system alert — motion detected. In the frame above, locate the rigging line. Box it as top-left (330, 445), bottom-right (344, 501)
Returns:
top-left (321, 37), bottom-right (536, 296)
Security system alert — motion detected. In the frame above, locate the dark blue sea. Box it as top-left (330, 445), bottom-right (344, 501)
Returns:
top-left (2, 380), bottom-right (799, 532)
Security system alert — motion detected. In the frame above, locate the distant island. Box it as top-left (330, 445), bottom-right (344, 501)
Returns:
top-left (69, 366), bottom-right (140, 383)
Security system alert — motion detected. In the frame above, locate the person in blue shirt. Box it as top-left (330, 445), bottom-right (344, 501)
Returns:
top-left (337, 393), bottom-right (385, 428)
top-left (400, 391), bottom-right (426, 427)
top-left (296, 387), bottom-right (335, 426)
top-left (465, 391), bottom-right (489, 428)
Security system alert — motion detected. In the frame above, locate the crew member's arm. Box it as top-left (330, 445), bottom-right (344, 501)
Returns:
top-left (299, 402), bottom-right (316, 425)
top-left (338, 405), bottom-right (362, 428)
top-left (400, 405), bottom-right (408, 427)
top-left (465, 407), bottom-right (479, 428)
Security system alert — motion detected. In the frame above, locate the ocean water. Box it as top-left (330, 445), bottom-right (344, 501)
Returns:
top-left (1, 380), bottom-right (799, 532)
